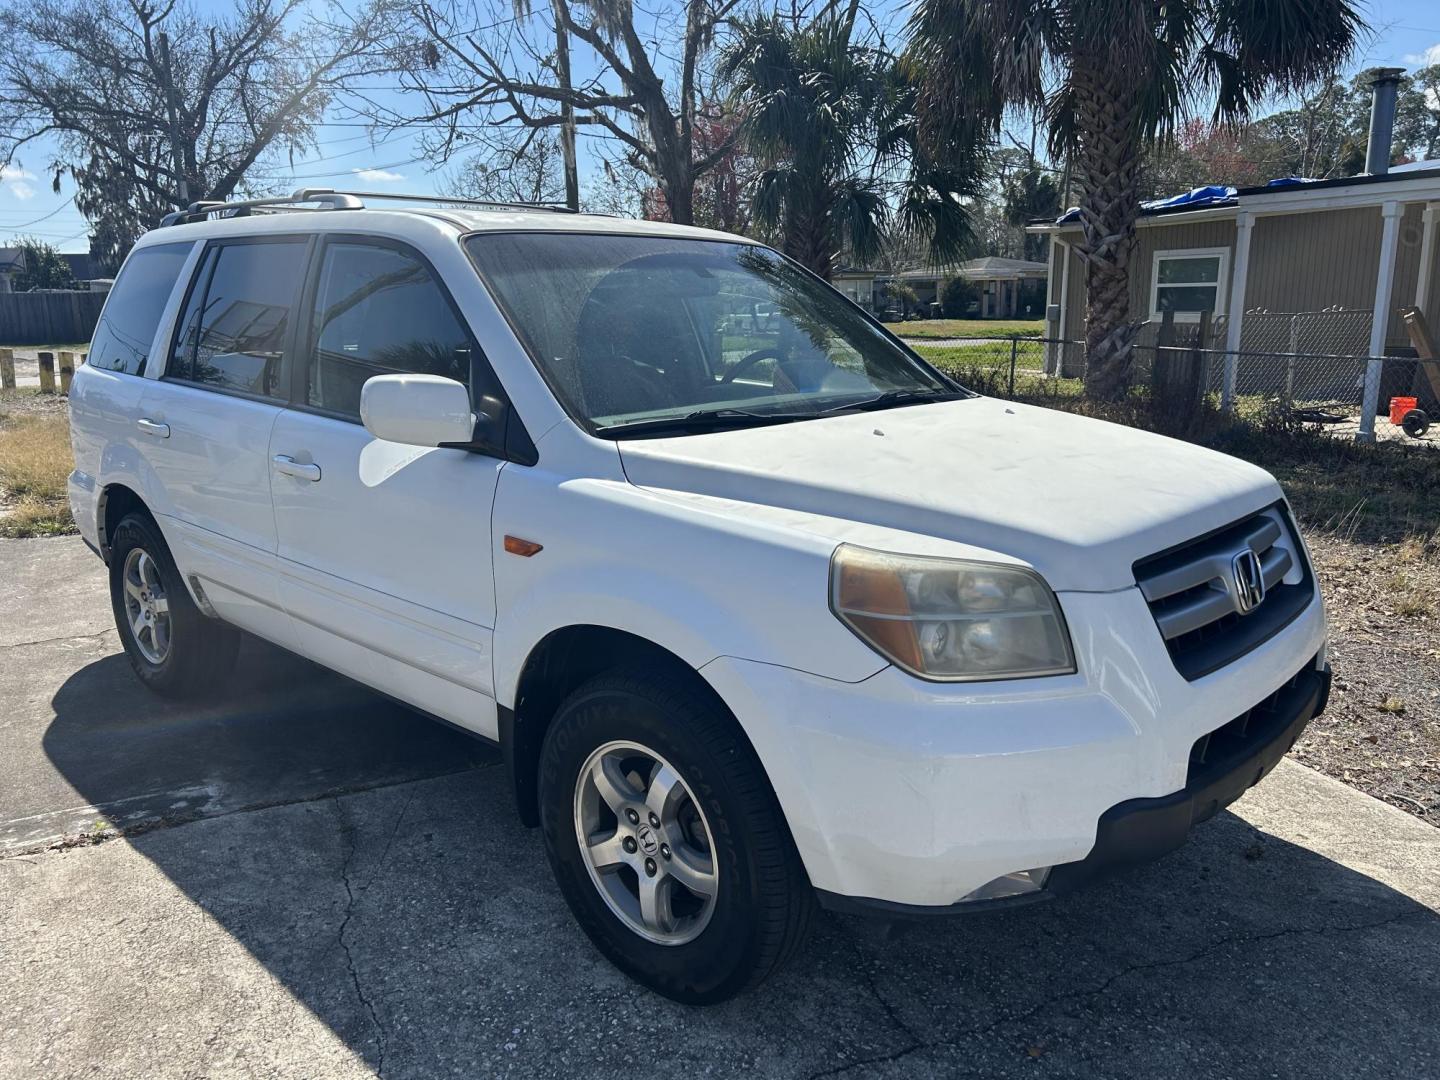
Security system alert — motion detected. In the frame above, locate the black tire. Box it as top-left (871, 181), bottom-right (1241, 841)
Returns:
top-left (108, 511), bottom-right (240, 697)
top-left (1401, 408), bottom-right (1430, 438)
top-left (538, 667), bottom-right (813, 1004)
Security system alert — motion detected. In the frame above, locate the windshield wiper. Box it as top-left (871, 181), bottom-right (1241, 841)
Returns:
top-left (818, 388), bottom-right (965, 415)
top-left (596, 390), bottom-right (964, 438)
top-left (596, 407), bottom-right (811, 438)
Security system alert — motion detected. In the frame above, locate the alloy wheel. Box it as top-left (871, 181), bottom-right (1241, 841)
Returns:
top-left (573, 740), bottom-right (719, 946)
top-left (121, 547), bottom-right (171, 665)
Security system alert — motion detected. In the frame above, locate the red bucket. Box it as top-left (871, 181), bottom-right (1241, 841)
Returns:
top-left (1390, 396), bottom-right (1418, 426)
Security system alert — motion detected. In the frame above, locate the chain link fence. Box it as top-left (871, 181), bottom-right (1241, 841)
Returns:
top-left (1234, 308), bottom-right (1374, 358)
top-left (907, 335), bottom-right (1069, 396)
top-left (911, 331), bottom-right (1437, 446)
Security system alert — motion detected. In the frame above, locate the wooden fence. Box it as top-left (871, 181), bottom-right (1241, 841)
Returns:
top-left (0, 291), bottom-right (106, 346)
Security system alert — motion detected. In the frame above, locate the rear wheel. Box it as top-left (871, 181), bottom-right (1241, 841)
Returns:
top-left (108, 512), bottom-right (240, 696)
top-left (538, 668), bottom-right (812, 1003)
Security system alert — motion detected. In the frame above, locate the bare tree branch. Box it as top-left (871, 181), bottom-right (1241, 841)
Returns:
top-left (370, 0), bottom-right (741, 224)
top-left (0, 0), bottom-right (396, 266)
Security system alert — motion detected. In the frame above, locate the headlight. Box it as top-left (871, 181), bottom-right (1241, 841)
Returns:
top-left (830, 545), bottom-right (1076, 681)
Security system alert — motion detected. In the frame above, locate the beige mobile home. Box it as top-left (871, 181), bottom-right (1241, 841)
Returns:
top-left (1030, 163), bottom-right (1440, 439)
top-left (1032, 166), bottom-right (1440, 357)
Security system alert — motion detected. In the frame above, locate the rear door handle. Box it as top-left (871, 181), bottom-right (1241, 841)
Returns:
top-left (136, 418), bottom-right (170, 438)
top-left (272, 454), bottom-right (321, 482)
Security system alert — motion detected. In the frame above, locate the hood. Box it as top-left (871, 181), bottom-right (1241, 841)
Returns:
top-left (616, 398), bottom-right (1282, 592)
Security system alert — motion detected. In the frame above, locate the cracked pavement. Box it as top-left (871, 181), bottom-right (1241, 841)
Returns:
top-left (2, 537), bottom-right (1438, 1079)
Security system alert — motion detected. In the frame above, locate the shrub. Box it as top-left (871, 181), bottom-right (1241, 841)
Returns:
top-left (939, 276), bottom-right (979, 318)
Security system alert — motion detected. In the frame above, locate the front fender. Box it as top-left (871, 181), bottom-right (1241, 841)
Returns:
top-left (490, 469), bottom-right (887, 708)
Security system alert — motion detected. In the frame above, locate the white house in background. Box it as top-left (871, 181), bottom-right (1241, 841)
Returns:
top-left (0, 247), bottom-right (26, 293)
top-left (833, 256), bottom-right (1049, 319)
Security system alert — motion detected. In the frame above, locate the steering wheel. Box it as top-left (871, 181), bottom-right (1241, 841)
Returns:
top-left (720, 347), bottom-right (787, 385)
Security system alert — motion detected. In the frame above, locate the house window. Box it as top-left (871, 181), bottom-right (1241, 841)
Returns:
top-left (1149, 247), bottom-right (1229, 320)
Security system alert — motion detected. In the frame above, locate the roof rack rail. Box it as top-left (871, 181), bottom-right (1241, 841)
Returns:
top-left (158, 187), bottom-right (578, 227)
top-left (333, 189), bottom-right (578, 214)
top-left (158, 189), bottom-right (362, 227)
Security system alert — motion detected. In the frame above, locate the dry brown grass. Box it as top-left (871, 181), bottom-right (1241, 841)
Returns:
top-left (0, 410), bottom-right (75, 537)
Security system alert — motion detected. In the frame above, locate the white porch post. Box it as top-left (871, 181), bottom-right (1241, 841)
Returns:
top-left (1221, 211), bottom-right (1254, 412)
top-left (1053, 239), bottom-right (1071, 376)
top-left (1358, 200), bottom-right (1404, 443)
top-left (1044, 239), bottom-right (1059, 372)
top-left (1415, 202), bottom-right (1439, 312)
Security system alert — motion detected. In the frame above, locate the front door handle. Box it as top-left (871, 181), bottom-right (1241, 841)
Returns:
top-left (136, 418), bottom-right (170, 438)
top-left (272, 454), bottom-right (321, 482)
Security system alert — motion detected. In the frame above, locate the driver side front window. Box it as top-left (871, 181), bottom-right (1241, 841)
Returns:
top-left (306, 241), bottom-right (476, 420)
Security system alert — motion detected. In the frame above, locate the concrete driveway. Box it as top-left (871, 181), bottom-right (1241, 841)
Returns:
top-left (2, 537), bottom-right (1437, 1079)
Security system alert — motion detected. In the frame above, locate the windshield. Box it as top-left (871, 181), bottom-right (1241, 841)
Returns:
top-left (464, 232), bottom-right (958, 435)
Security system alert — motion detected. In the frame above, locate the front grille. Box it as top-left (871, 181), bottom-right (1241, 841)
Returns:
top-left (1134, 504), bottom-right (1315, 681)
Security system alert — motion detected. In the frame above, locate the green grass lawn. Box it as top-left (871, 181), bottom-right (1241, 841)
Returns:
top-left (886, 319), bottom-right (1046, 339)
top-left (911, 342), bottom-right (1056, 380)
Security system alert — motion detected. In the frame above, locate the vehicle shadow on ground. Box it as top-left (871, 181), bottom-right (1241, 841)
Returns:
top-left (43, 652), bottom-right (1440, 1079)
top-left (42, 638), bottom-right (496, 836)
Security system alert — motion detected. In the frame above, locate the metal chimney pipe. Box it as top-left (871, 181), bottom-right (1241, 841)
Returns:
top-left (1365, 67), bottom-right (1405, 175)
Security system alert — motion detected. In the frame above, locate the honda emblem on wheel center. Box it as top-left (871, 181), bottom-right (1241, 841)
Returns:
top-left (636, 824), bottom-right (660, 856)
top-left (1231, 549), bottom-right (1266, 614)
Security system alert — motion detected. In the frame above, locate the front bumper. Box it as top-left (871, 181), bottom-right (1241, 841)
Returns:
top-left (816, 660), bottom-right (1330, 917)
top-left (701, 584), bottom-right (1329, 910)
top-left (1046, 661), bottom-right (1329, 895)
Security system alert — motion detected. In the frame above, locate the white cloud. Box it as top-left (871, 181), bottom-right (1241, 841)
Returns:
top-left (352, 167), bottom-right (405, 183)
top-left (1403, 42), bottom-right (1440, 66)
top-left (0, 165), bottom-right (37, 200)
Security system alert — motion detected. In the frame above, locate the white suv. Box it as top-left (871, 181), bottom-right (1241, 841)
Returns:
top-left (69, 190), bottom-right (1330, 1003)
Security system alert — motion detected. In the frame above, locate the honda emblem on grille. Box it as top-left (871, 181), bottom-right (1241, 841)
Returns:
top-left (1231, 549), bottom-right (1266, 614)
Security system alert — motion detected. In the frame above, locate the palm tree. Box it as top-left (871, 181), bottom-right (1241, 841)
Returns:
top-left (908, 0), bottom-right (1362, 399)
top-left (720, 12), bottom-right (980, 281)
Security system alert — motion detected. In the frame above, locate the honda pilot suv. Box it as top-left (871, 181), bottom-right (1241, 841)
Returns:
top-left (68, 189), bottom-right (1330, 1004)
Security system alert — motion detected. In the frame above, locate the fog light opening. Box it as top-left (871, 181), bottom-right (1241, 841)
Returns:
top-left (958, 867), bottom-right (1051, 904)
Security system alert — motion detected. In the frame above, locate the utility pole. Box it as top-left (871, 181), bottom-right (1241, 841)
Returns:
top-left (552, 0), bottom-right (579, 210)
top-left (156, 31), bottom-right (190, 207)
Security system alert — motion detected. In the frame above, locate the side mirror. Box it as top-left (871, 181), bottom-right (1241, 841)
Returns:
top-left (360, 374), bottom-right (475, 448)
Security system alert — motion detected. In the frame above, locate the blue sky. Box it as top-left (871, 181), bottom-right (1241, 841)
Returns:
top-left (3, 0), bottom-right (1440, 253)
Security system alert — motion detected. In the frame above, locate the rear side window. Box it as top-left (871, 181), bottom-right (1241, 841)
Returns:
top-left (168, 238), bottom-right (307, 399)
top-left (306, 240), bottom-right (476, 418)
top-left (87, 243), bottom-right (192, 376)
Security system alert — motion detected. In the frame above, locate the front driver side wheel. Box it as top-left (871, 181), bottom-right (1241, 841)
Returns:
top-left (538, 667), bottom-right (813, 1004)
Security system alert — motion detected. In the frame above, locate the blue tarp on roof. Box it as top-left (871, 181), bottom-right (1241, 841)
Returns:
top-left (1048, 166), bottom-right (1440, 225)
top-left (1056, 184), bottom-right (1237, 224)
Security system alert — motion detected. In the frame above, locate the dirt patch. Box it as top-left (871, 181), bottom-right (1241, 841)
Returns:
top-left (0, 388), bottom-right (71, 419)
top-left (1295, 535), bottom-right (1440, 824)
